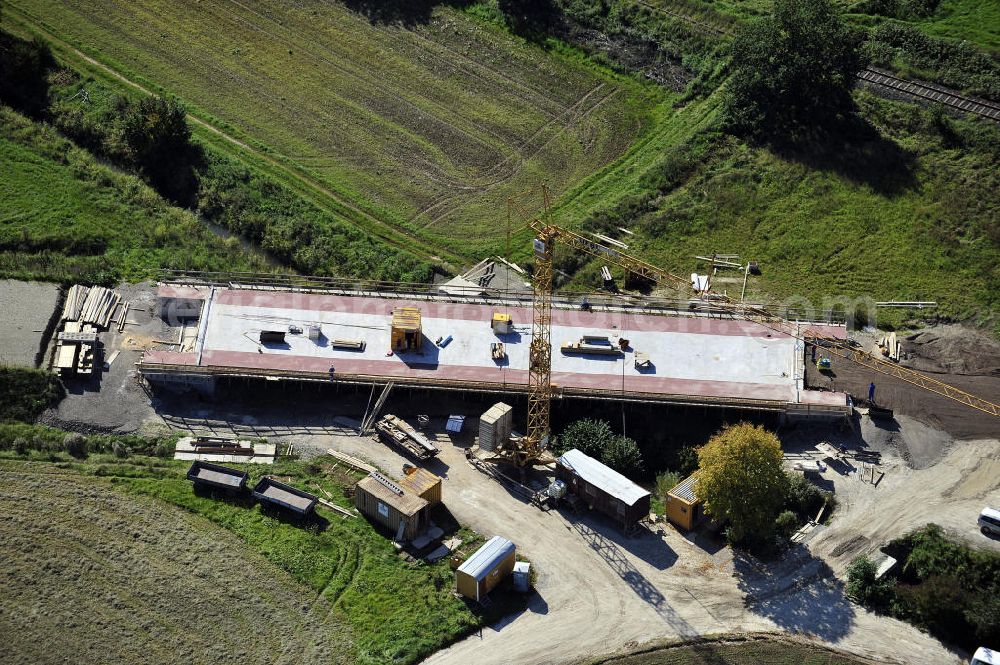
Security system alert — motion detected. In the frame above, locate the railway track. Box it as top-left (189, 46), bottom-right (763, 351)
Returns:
top-left (857, 67), bottom-right (1000, 122)
top-left (638, 0), bottom-right (1000, 124)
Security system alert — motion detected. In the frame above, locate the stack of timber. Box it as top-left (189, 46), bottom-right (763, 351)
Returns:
top-left (78, 286), bottom-right (122, 329)
top-left (878, 332), bottom-right (901, 362)
top-left (374, 414), bottom-right (440, 460)
top-left (326, 449), bottom-right (376, 474)
top-left (479, 403), bottom-right (513, 453)
top-left (561, 335), bottom-right (624, 356)
top-left (61, 285), bottom-right (90, 322)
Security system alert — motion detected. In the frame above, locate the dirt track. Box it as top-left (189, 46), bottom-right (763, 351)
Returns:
top-left (807, 325), bottom-right (1000, 443)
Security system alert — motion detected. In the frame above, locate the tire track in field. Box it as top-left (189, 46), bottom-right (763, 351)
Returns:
top-left (9, 3), bottom-right (464, 268)
top-left (413, 82), bottom-right (609, 210)
top-left (275, 541), bottom-right (362, 665)
top-left (416, 83), bottom-right (620, 230)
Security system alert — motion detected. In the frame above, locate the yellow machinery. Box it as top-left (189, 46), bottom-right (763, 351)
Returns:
top-left (491, 312), bottom-right (513, 334)
top-left (499, 186), bottom-right (999, 470)
top-left (390, 307), bottom-right (422, 352)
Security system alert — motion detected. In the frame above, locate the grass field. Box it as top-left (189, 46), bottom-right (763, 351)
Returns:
top-left (843, 0), bottom-right (1000, 55)
top-left (0, 106), bottom-right (270, 284)
top-left (5, 0), bottom-right (661, 259)
top-left (591, 636), bottom-right (873, 664)
top-left (0, 453), bottom-right (486, 665)
top-left (0, 463), bottom-right (353, 665)
top-left (550, 88), bottom-right (1000, 329)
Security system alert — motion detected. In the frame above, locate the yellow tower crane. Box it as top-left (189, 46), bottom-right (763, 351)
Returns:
top-left (502, 188), bottom-right (1000, 469)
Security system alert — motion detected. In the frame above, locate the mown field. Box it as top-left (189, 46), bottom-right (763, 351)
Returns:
top-left (0, 453), bottom-right (485, 665)
top-left (0, 106), bottom-right (270, 284)
top-left (0, 463), bottom-right (352, 665)
top-left (6, 0), bottom-right (660, 259)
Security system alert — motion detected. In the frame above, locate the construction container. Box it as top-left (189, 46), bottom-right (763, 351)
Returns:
top-left (491, 312), bottom-right (512, 334)
top-left (390, 307), bottom-right (422, 352)
top-left (252, 477), bottom-right (318, 517)
top-left (186, 461), bottom-right (249, 494)
top-left (664, 472), bottom-right (702, 531)
top-left (398, 466), bottom-right (442, 506)
top-left (479, 402), bottom-right (513, 452)
top-left (456, 536), bottom-right (516, 602)
top-left (556, 449), bottom-right (651, 530)
top-left (512, 561), bottom-right (531, 593)
top-left (354, 472), bottom-right (429, 542)
top-left (307, 324), bottom-right (322, 341)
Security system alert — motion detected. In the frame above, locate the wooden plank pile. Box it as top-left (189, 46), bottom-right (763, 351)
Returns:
top-left (61, 284), bottom-right (90, 322)
top-left (79, 286), bottom-right (122, 329)
top-left (877, 332), bottom-right (901, 362)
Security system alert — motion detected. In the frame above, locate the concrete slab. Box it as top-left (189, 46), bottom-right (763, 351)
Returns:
top-left (141, 287), bottom-right (850, 411)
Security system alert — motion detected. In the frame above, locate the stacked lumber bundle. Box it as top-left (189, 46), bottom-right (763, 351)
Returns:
top-left (79, 286), bottom-right (122, 329)
top-left (877, 332), bottom-right (901, 362)
top-left (61, 285), bottom-right (90, 322)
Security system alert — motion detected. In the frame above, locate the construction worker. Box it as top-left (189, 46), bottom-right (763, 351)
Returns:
top-left (868, 382), bottom-right (876, 404)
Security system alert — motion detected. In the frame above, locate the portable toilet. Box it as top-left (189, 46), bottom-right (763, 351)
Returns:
top-left (512, 561), bottom-right (531, 593)
top-left (455, 536), bottom-right (516, 602)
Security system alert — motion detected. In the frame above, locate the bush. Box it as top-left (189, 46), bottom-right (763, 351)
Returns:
top-left (13, 437), bottom-right (28, 455)
top-left (784, 472), bottom-right (828, 521)
top-left (775, 510), bottom-right (799, 538)
top-left (112, 441), bottom-right (129, 459)
top-left (601, 435), bottom-right (644, 477)
top-left (62, 432), bottom-right (88, 458)
top-left (0, 367), bottom-right (64, 422)
top-left (673, 445), bottom-right (700, 477)
top-left (0, 30), bottom-right (54, 117)
top-left (862, 23), bottom-right (1000, 101)
top-left (655, 470), bottom-right (682, 505)
top-left (555, 418), bottom-right (614, 457)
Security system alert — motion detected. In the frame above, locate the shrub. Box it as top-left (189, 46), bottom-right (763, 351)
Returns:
top-left (112, 441), bottom-right (129, 459)
top-left (0, 367), bottom-right (64, 422)
top-left (673, 445), bottom-right (700, 477)
top-left (0, 30), bottom-right (54, 118)
top-left (62, 432), bottom-right (88, 458)
top-left (555, 418), bottom-right (614, 457)
top-left (784, 472), bottom-right (828, 521)
top-left (601, 435), bottom-right (644, 478)
top-left (13, 437), bottom-right (28, 455)
top-left (655, 471), bottom-right (682, 505)
top-left (846, 555), bottom-right (893, 608)
top-left (775, 510), bottom-right (799, 538)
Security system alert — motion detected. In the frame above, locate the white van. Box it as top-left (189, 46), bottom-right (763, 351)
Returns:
top-left (979, 507), bottom-right (1000, 537)
top-left (972, 647), bottom-right (998, 665)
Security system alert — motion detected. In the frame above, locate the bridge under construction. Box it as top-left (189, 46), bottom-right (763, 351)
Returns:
top-left (140, 282), bottom-right (851, 418)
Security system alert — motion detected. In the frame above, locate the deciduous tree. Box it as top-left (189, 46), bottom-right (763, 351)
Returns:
top-left (723, 0), bottom-right (865, 141)
top-left (695, 422), bottom-right (787, 544)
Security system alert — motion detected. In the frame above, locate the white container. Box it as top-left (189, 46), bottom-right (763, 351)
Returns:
top-left (512, 561), bottom-right (530, 593)
top-left (307, 324), bottom-right (322, 341)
